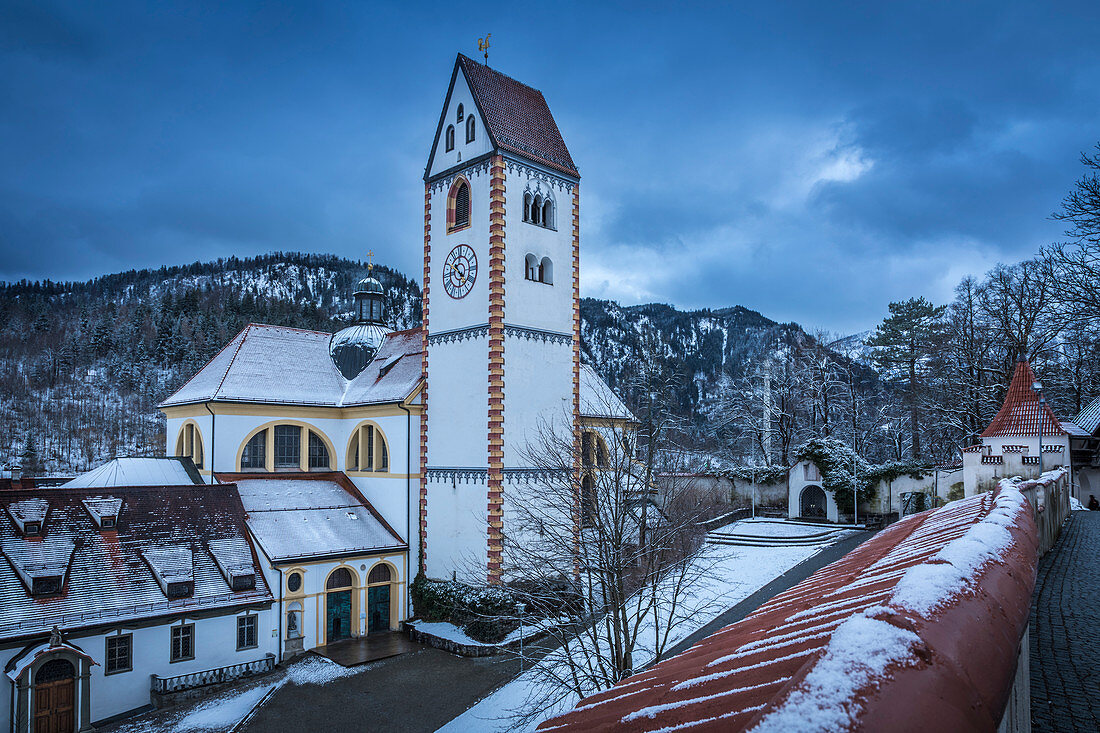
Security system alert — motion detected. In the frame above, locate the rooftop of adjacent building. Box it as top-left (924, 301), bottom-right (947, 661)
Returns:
top-left (982, 357), bottom-right (1067, 439)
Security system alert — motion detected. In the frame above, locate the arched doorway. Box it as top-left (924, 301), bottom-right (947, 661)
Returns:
top-left (34, 658), bottom-right (75, 733)
top-left (799, 485), bottom-right (827, 518)
top-left (367, 564), bottom-right (392, 633)
top-left (325, 568), bottom-right (354, 643)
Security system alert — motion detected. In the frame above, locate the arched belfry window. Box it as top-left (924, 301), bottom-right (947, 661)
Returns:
top-left (539, 257), bottom-right (553, 285)
top-left (523, 188), bottom-right (556, 231)
top-left (466, 115), bottom-right (476, 143)
top-left (447, 177), bottom-right (471, 232)
top-left (445, 125), bottom-right (455, 152)
top-left (542, 199), bottom-right (554, 229)
top-left (531, 196), bottom-right (542, 226)
top-left (524, 193), bottom-right (533, 222)
top-left (525, 253), bottom-right (538, 281)
top-left (456, 104), bottom-right (464, 122)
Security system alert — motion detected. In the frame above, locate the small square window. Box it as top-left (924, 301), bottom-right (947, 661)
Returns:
top-left (101, 516), bottom-right (116, 530)
top-left (106, 634), bottom-right (132, 675)
top-left (237, 614), bottom-right (258, 650)
top-left (170, 624), bottom-right (195, 663)
top-left (24, 522), bottom-right (40, 536)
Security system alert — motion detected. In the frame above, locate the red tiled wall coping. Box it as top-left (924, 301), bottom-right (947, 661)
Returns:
top-left (541, 484), bottom-right (1038, 732)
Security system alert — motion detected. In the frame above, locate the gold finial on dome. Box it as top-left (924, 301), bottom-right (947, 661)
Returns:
top-left (367, 249), bottom-right (374, 274)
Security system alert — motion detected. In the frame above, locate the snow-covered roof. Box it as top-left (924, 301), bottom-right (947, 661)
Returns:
top-left (982, 359), bottom-right (1066, 438)
top-left (231, 476), bottom-right (406, 563)
top-left (5, 639), bottom-right (95, 682)
top-left (579, 364), bottom-right (633, 421)
top-left (542, 480), bottom-right (1040, 732)
top-left (1073, 394), bottom-right (1100, 436)
top-left (160, 324), bottom-right (423, 408)
top-left (0, 485), bottom-right (271, 639)
top-left (62, 457), bottom-right (202, 488)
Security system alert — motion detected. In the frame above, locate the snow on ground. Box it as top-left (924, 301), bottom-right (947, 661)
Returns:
top-left (717, 519), bottom-right (843, 538)
top-left (107, 655), bottom-right (367, 733)
top-left (1070, 496), bottom-right (1084, 511)
top-left (440, 539), bottom-right (830, 732)
top-left (408, 620), bottom-right (550, 647)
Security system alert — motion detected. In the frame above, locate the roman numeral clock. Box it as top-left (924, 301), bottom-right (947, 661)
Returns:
top-left (443, 244), bottom-right (477, 299)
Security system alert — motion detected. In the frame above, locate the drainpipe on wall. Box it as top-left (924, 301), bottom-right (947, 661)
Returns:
top-left (397, 401), bottom-right (413, 619)
top-left (204, 402), bottom-right (216, 484)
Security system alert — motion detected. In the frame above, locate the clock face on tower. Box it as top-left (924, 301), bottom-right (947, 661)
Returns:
top-left (443, 244), bottom-right (478, 299)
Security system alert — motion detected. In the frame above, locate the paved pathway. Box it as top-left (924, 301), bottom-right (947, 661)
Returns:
top-left (1031, 510), bottom-right (1100, 732)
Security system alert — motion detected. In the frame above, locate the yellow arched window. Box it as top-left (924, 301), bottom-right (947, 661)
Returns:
top-left (237, 422), bottom-right (334, 472)
top-left (581, 430), bottom-right (608, 469)
top-left (175, 422), bottom-right (204, 469)
top-left (346, 423), bottom-right (389, 473)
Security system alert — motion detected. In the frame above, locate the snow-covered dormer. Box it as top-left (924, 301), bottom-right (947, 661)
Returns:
top-left (207, 536), bottom-right (256, 591)
top-left (81, 496), bottom-right (123, 530)
top-left (6, 498), bottom-right (48, 537)
top-left (1, 536), bottom-right (75, 597)
top-left (143, 546), bottom-right (194, 599)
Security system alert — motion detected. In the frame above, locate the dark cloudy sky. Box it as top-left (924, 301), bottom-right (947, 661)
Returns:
top-left (2, 1), bottom-right (1097, 333)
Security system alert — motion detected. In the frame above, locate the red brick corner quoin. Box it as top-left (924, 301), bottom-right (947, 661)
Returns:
top-left (540, 477), bottom-right (1046, 732)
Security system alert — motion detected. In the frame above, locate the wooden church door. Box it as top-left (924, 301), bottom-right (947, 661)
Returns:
top-left (34, 659), bottom-right (75, 733)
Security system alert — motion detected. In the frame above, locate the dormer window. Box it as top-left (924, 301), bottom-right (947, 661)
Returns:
top-left (23, 522), bottom-right (40, 537)
top-left (7, 498), bottom-right (48, 536)
top-left (445, 125), bottom-right (455, 152)
top-left (144, 546), bottom-right (194, 600)
top-left (31, 575), bottom-right (63, 597)
top-left (208, 536), bottom-right (257, 593)
top-left (82, 497), bottom-right (122, 530)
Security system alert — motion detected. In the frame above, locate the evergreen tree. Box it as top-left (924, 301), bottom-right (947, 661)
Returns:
top-left (867, 298), bottom-right (946, 459)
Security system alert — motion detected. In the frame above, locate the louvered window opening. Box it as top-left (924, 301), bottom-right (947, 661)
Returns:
top-left (454, 182), bottom-right (470, 228)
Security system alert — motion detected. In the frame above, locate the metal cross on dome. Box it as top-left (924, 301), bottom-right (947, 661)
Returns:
top-left (366, 249), bottom-right (374, 273)
top-left (478, 34), bottom-right (491, 65)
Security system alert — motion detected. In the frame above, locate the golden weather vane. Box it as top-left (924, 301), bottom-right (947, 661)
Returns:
top-left (478, 34), bottom-right (491, 65)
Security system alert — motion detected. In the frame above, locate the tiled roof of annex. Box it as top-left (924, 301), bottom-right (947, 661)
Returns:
top-left (455, 54), bottom-right (578, 178)
top-left (982, 358), bottom-right (1066, 438)
top-left (1073, 394), bottom-right (1100, 436)
top-left (160, 324), bottom-right (423, 408)
top-left (0, 484), bottom-right (270, 640)
top-left (221, 474), bottom-right (406, 564)
top-left (541, 478), bottom-right (1041, 732)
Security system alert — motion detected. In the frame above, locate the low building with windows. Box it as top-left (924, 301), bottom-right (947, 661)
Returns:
top-left (1065, 395), bottom-right (1100, 502)
top-left (962, 357), bottom-right (1071, 498)
top-left (217, 475), bottom-right (408, 658)
top-left (0, 484), bottom-right (274, 732)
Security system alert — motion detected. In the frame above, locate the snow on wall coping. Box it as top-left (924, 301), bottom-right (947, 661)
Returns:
top-left (541, 484), bottom-right (1039, 732)
top-left (62, 457), bottom-right (201, 488)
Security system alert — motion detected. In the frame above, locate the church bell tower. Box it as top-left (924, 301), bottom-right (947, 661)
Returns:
top-left (420, 54), bottom-right (580, 582)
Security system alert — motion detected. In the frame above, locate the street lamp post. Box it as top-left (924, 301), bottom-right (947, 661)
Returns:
top-left (1032, 379), bottom-right (1045, 475)
top-left (852, 451), bottom-right (858, 526)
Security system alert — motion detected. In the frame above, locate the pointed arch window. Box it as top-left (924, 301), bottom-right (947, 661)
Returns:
top-left (447, 178), bottom-right (471, 233)
top-left (445, 125), bottom-right (455, 152)
top-left (466, 115), bottom-right (476, 143)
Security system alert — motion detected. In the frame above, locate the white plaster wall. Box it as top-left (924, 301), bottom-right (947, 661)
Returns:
top-left (787, 461), bottom-right (839, 522)
top-left (425, 477), bottom-right (489, 581)
top-left (504, 167), bottom-right (575, 335)
top-left (874, 468), bottom-right (963, 514)
top-left (0, 647), bottom-right (15, 733)
top-left (502, 337), bottom-right (573, 466)
top-left (428, 70), bottom-right (493, 180)
top-left (164, 413), bottom-right (213, 477)
top-left (426, 337), bottom-right (490, 469)
top-left (427, 165), bottom-right (493, 335)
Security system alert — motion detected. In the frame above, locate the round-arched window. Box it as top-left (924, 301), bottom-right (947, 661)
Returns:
top-left (287, 572), bottom-right (302, 593)
top-left (327, 568), bottom-right (353, 590)
top-left (35, 659), bottom-right (75, 684)
top-left (368, 564), bottom-right (391, 584)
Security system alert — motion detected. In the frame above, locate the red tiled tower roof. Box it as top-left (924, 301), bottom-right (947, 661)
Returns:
top-left (981, 359), bottom-right (1066, 438)
top-left (456, 54), bottom-right (579, 178)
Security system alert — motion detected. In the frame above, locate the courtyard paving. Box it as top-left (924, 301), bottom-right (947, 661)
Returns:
top-left (1030, 510), bottom-right (1100, 732)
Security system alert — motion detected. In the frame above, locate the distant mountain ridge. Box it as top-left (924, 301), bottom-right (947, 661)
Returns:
top-left (0, 253), bottom-right (826, 473)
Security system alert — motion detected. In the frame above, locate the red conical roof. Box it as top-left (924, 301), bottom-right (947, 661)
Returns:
top-left (981, 359), bottom-right (1065, 438)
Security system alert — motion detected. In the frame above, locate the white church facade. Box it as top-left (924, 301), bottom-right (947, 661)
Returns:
top-left (158, 52), bottom-right (628, 626)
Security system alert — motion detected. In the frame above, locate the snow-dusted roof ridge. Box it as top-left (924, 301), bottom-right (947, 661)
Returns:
top-left (160, 322), bottom-right (424, 408)
top-left (62, 457), bottom-right (202, 489)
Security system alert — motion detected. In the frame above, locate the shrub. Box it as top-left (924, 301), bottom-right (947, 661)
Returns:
top-left (947, 482), bottom-right (965, 502)
top-left (411, 573), bottom-right (519, 626)
top-left (464, 617), bottom-right (521, 644)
